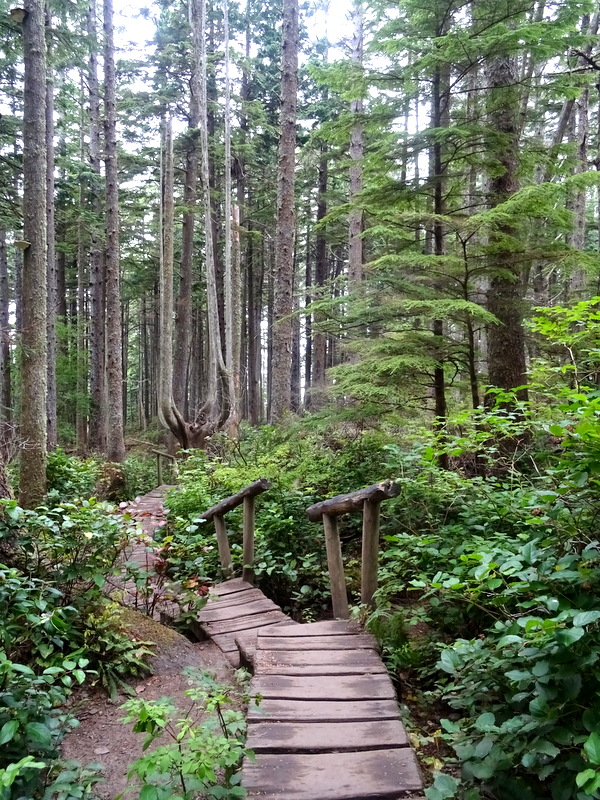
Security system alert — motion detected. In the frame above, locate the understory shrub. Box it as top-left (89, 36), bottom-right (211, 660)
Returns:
top-left (0, 498), bottom-right (154, 798)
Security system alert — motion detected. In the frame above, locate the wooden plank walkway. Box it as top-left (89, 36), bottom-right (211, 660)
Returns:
top-left (196, 584), bottom-right (423, 799)
top-left (122, 487), bottom-right (424, 800)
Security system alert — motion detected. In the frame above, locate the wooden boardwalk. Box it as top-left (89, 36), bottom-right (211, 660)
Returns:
top-left (195, 579), bottom-right (423, 799)
top-left (123, 488), bottom-right (424, 800)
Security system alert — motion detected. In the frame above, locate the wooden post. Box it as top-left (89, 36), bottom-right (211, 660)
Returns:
top-left (242, 494), bottom-right (255, 585)
top-left (361, 499), bottom-right (381, 607)
top-left (156, 452), bottom-right (162, 486)
top-left (213, 513), bottom-right (233, 576)
top-left (323, 513), bottom-right (349, 619)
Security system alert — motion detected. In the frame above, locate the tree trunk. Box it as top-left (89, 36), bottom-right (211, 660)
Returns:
top-left (310, 145), bottom-right (328, 410)
top-left (485, 51), bottom-right (528, 401)
top-left (0, 230), bottom-right (11, 424)
top-left (173, 0), bottom-right (201, 417)
top-left (20, 0), bottom-right (47, 507)
top-left (103, 0), bottom-right (125, 462)
top-left (269, 0), bottom-right (299, 421)
top-left (194, 0), bottom-right (226, 431)
top-left (348, 0), bottom-right (364, 288)
top-left (87, 0), bottom-right (107, 452)
top-left (223, 0), bottom-right (241, 436)
top-left (45, 6), bottom-right (57, 450)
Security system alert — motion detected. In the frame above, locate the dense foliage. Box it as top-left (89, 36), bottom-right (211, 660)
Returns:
top-left (0, 497), bottom-right (153, 799)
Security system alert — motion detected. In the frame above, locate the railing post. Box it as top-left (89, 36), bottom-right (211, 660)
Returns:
top-left (156, 452), bottom-right (162, 487)
top-left (323, 513), bottom-right (349, 619)
top-left (242, 495), bottom-right (255, 585)
top-left (361, 498), bottom-right (381, 608)
top-left (213, 513), bottom-right (233, 577)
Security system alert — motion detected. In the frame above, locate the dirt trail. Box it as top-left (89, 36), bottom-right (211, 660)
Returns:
top-left (61, 486), bottom-right (235, 799)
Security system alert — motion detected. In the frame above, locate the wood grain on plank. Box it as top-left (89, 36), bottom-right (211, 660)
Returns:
top-left (257, 634), bottom-right (378, 651)
top-left (252, 674), bottom-right (396, 701)
top-left (203, 588), bottom-right (265, 608)
top-left (198, 597), bottom-right (280, 622)
top-left (211, 578), bottom-right (254, 596)
top-left (203, 610), bottom-right (289, 636)
top-left (246, 719), bottom-right (409, 752)
top-left (243, 748), bottom-right (422, 799)
top-left (253, 648), bottom-right (384, 670)
top-left (247, 698), bottom-right (402, 723)
top-left (260, 620), bottom-right (361, 637)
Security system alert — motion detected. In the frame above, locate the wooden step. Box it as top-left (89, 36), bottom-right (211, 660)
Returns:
top-left (243, 748), bottom-right (422, 800)
top-left (247, 719), bottom-right (409, 753)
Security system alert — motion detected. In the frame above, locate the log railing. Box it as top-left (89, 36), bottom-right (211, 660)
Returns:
top-left (306, 480), bottom-right (399, 619)
top-left (197, 478), bottom-right (270, 583)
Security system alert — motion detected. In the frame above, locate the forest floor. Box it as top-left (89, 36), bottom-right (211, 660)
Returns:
top-left (61, 614), bottom-right (235, 799)
top-left (61, 486), bottom-right (238, 800)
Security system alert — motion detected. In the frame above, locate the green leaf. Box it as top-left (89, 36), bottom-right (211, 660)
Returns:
top-left (556, 627), bottom-right (585, 646)
top-left (25, 722), bottom-right (52, 747)
top-left (474, 712), bottom-right (496, 731)
top-left (138, 786), bottom-right (159, 800)
top-left (0, 720), bottom-right (18, 745)
top-left (584, 733), bottom-right (600, 765)
top-left (577, 768), bottom-right (598, 788)
top-left (573, 611), bottom-right (600, 627)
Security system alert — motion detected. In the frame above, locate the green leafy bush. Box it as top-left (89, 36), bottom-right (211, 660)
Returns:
top-left (119, 668), bottom-right (255, 800)
top-left (46, 450), bottom-right (100, 504)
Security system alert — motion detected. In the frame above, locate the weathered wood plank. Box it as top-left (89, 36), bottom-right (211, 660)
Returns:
top-left (252, 674), bottom-right (396, 701)
top-left (253, 648), bottom-right (384, 671)
top-left (197, 478), bottom-right (270, 521)
top-left (212, 620), bottom-right (294, 654)
top-left (211, 578), bottom-right (255, 596)
top-left (243, 748), bottom-right (422, 799)
top-left (247, 698), bottom-right (401, 723)
top-left (306, 480), bottom-right (399, 522)
top-left (204, 588), bottom-right (265, 608)
top-left (257, 634), bottom-right (378, 651)
top-left (203, 610), bottom-right (289, 636)
top-left (261, 621), bottom-right (361, 637)
top-left (198, 598), bottom-right (280, 622)
top-left (247, 719), bottom-right (409, 753)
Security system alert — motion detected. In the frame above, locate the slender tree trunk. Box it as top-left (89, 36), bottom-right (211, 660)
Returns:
top-left (0, 230), bottom-right (10, 423)
top-left (311, 146), bottom-right (328, 409)
top-left (432, 36), bottom-right (450, 468)
top-left (103, 0), bottom-right (125, 461)
top-left (223, 0), bottom-right (241, 436)
top-left (88, 0), bottom-right (107, 452)
top-left (45, 7), bottom-right (57, 450)
top-left (269, 0), bottom-right (299, 421)
top-left (20, 0), bottom-right (47, 507)
top-left (348, 0), bottom-right (364, 288)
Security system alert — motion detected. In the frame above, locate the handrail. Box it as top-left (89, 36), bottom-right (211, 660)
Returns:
top-left (306, 480), bottom-right (399, 619)
top-left (196, 478), bottom-right (270, 583)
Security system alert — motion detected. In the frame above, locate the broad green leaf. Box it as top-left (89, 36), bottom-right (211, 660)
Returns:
top-left (25, 722), bottom-right (52, 747)
top-left (584, 733), bottom-right (600, 765)
top-left (0, 720), bottom-right (18, 745)
top-left (573, 611), bottom-right (600, 627)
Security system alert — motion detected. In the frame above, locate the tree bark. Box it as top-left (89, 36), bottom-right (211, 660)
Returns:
top-left (103, 0), bottom-right (125, 461)
top-left (269, 0), bottom-right (299, 421)
top-left (87, 0), bottom-right (108, 452)
top-left (45, 6), bottom-right (57, 451)
top-left (0, 230), bottom-right (11, 424)
top-left (173, 0), bottom-right (201, 416)
top-left (348, 0), bottom-right (364, 288)
top-left (20, 0), bottom-right (47, 507)
top-left (485, 51), bottom-right (528, 401)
